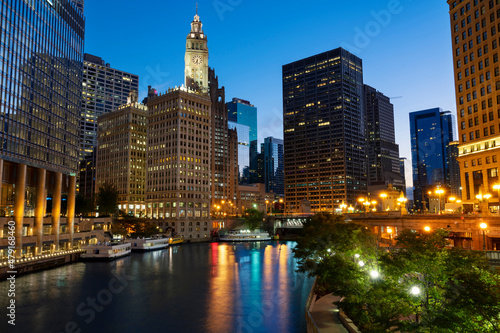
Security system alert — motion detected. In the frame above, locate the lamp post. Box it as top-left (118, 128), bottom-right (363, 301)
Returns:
top-left (476, 193), bottom-right (492, 215)
top-left (358, 197), bottom-right (365, 213)
top-left (387, 227), bottom-right (393, 246)
top-left (494, 184), bottom-right (500, 216)
top-left (435, 188), bottom-right (444, 214)
top-left (480, 222), bottom-right (487, 250)
top-left (340, 201), bottom-right (347, 213)
top-left (279, 198), bottom-right (284, 214)
top-left (380, 193), bottom-right (387, 211)
top-left (265, 200), bottom-right (269, 216)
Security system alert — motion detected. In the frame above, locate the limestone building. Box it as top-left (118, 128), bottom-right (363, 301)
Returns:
top-left (96, 92), bottom-right (148, 217)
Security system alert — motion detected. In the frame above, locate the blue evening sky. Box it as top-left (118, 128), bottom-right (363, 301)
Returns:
top-left (84, 0), bottom-right (455, 172)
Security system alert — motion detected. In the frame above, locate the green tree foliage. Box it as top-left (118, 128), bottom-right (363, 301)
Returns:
top-left (243, 208), bottom-right (264, 231)
top-left (294, 214), bottom-right (500, 333)
top-left (96, 182), bottom-right (118, 217)
top-left (112, 212), bottom-right (159, 238)
top-left (75, 194), bottom-right (94, 216)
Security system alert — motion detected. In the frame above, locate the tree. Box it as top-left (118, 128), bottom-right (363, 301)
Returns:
top-left (242, 208), bottom-right (264, 231)
top-left (294, 215), bottom-right (500, 333)
top-left (96, 182), bottom-right (119, 217)
top-left (113, 212), bottom-right (160, 238)
top-left (75, 194), bottom-right (94, 216)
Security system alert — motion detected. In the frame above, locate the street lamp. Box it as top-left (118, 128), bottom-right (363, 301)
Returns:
top-left (265, 200), bottom-right (269, 215)
top-left (435, 188), bottom-right (444, 214)
top-left (424, 226), bottom-right (431, 232)
top-left (380, 193), bottom-right (388, 210)
top-left (480, 222), bottom-right (487, 250)
top-left (340, 201), bottom-right (347, 213)
top-left (387, 227), bottom-right (393, 246)
top-left (397, 195), bottom-right (408, 212)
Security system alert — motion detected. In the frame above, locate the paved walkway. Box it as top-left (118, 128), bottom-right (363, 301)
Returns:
top-left (310, 294), bottom-right (349, 333)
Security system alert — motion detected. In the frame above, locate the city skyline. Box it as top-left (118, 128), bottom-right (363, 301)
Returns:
top-left (84, 0), bottom-right (456, 166)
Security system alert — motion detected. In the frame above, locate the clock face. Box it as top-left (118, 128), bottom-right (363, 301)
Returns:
top-left (192, 55), bottom-right (203, 65)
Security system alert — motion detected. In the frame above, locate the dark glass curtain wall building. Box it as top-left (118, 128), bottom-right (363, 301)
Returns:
top-left (410, 108), bottom-right (456, 211)
top-left (0, 0), bottom-right (84, 258)
top-left (283, 48), bottom-right (366, 212)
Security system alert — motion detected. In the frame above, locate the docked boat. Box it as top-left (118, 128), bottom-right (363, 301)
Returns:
top-left (131, 237), bottom-right (169, 251)
top-left (219, 230), bottom-right (271, 242)
top-left (81, 241), bottom-right (132, 260)
top-left (169, 236), bottom-right (183, 245)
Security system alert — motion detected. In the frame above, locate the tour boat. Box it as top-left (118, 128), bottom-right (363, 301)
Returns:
top-left (219, 230), bottom-right (272, 242)
top-left (81, 241), bottom-right (132, 260)
top-left (169, 236), bottom-right (184, 245)
top-left (131, 237), bottom-right (169, 251)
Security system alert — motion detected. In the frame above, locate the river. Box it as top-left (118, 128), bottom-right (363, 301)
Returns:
top-left (1, 241), bottom-right (314, 333)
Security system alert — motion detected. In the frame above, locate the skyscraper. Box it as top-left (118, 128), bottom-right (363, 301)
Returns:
top-left (145, 86), bottom-right (212, 240)
top-left (364, 85), bottom-right (403, 191)
top-left (227, 98), bottom-right (257, 143)
top-left (410, 108), bottom-right (456, 211)
top-left (228, 121), bottom-right (251, 184)
top-left (227, 98), bottom-right (257, 184)
top-left (0, 0), bottom-right (84, 257)
top-left (448, 0), bottom-right (500, 213)
top-left (144, 9), bottom-right (238, 239)
top-left (96, 92), bottom-right (147, 218)
top-left (283, 48), bottom-right (366, 212)
top-left (262, 137), bottom-right (284, 195)
top-left (81, 54), bottom-right (139, 160)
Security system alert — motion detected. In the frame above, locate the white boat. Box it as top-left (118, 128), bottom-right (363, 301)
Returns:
top-left (131, 237), bottom-right (169, 251)
top-left (219, 230), bottom-right (272, 242)
top-left (81, 241), bottom-right (132, 260)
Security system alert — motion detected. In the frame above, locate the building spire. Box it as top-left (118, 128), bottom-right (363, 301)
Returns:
top-left (194, 3), bottom-right (200, 22)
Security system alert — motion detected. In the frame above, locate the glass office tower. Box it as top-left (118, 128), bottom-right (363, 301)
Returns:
top-left (0, 0), bottom-right (85, 257)
top-left (228, 121), bottom-right (251, 184)
top-left (262, 137), bottom-right (284, 195)
top-left (410, 108), bottom-right (456, 211)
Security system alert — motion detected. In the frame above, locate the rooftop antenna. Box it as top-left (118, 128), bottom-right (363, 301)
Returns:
top-left (196, 2), bottom-right (198, 15)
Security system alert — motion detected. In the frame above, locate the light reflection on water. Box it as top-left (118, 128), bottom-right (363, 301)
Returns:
top-left (0, 241), bottom-right (314, 333)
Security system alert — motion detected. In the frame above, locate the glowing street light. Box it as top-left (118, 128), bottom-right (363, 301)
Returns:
top-left (410, 286), bottom-right (421, 296)
top-left (340, 201), bottom-right (347, 212)
top-left (480, 222), bottom-right (487, 250)
top-left (435, 188), bottom-right (445, 214)
top-left (380, 193), bottom-right (388, 210)
top-left (424, 226), bottom-right (431, 232)
top-left (387, 227), bottom-right (393, 246)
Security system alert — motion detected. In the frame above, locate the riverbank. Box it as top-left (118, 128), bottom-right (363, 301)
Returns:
top-left (0, 249), bottom-right (84, 279)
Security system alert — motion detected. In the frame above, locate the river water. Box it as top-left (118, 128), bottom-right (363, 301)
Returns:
top-left (1, 241), bottom-right (314, 333)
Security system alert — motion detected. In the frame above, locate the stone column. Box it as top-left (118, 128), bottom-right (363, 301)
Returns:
top-left (35, 168), bottom-right (46, 255)
top-left (14, 164), bottom-right (27, 258)
top-left (52, 172), bottom-right (62, 252)
top-left (67, 175), bottom-right (76, 250)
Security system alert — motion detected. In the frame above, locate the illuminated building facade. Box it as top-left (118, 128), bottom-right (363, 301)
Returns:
top-left (448, 0), bottom-right (500, 213)
top-left (96, 92), bottom-right (147, 218)
top-left (81, 54), bottom-right (139, 160)
top-left (283, 48), bottom-right (366, 212)
top-left (0, 0), bottom-right (84, 257)
top-left (145, 86), bottom-right (212, 239)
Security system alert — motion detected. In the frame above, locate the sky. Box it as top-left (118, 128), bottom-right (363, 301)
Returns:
top-left (84, 0), bottom-right (456, 176)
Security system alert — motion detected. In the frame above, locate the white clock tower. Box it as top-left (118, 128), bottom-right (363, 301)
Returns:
top-left (185, 5), bottom-right (209, 92)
